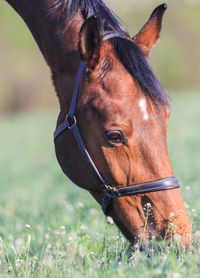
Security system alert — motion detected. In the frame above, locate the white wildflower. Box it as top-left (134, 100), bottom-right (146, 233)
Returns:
top-left (80, 225), bottom-right (88, 230)
top-left (77, 202), bottom-right (84, 208)
top-left (25, 224), bottom-right (31, 229)
top-left (8, 266), bottom-right (13, 272)
top-left (106, 216), bottom-right (114, 225)
top-left (191, 209), bottom-right (197, 216)
top-left (47, 244), bottom-right (51, 249)
top-left (146, 203), bottom-right (152, 208)
top-left (90, 251), bottom-right (95, 256)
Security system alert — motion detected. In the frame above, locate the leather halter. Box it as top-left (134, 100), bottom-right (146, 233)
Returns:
top-left (54, 32), bottom-right (180, 215)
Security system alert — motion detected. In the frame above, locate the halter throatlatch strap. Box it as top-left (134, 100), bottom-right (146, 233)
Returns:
top-left (54, 32), bottom-right (181, 216)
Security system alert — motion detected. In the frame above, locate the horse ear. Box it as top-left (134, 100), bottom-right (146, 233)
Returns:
top-left (79, 16), bottom-right (102, 70)
top-left (132, 4), bottom-right (167, 58)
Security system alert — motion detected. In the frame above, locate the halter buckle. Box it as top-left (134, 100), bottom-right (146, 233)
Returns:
top-left (103, 185), bottom-right (118, 197)
top-left (66, 115), bottom-right (77, 130)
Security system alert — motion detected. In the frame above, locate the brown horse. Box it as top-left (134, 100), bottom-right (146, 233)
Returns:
top-left (5, 0), bottom-right (192, 247)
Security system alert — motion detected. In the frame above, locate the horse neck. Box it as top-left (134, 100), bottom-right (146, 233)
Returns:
top-left (5, 0), bottom-right (84, 73)
top-left (50, 13), bottom-right (84, 113)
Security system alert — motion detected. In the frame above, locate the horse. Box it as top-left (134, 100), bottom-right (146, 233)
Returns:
top-left (4, 0), bottom-right (192, 247)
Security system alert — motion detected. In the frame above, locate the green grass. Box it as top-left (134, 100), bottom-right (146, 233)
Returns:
top-left (0, 93), bottom-right (200, 277)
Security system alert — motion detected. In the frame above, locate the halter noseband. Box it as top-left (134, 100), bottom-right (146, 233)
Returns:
top-left (54, 32), bottom-right (180, 215)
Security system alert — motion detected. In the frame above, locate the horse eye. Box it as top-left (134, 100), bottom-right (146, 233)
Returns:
top-left (104, 130), bottom-right (126, 145)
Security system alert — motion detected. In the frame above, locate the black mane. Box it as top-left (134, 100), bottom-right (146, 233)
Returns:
top-left (48, 0), bottom-right (168, 105)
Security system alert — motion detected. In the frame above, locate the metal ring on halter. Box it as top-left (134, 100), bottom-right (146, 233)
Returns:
top-left (65, 115), bottom-right (77, 130)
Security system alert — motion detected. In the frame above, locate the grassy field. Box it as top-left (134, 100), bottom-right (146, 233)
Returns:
top-left (0, 93), bottom-right (200, 277)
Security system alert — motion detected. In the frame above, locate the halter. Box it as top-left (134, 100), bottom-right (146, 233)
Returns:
top-left (54, 32), bottom-right (180, 215)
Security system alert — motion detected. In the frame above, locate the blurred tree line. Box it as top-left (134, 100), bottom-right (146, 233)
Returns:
top-left (0, 0), bottom-right (199, 114)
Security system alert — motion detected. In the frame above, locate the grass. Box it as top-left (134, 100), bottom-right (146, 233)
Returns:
top-left (0, 93), bottom-right (200, 277)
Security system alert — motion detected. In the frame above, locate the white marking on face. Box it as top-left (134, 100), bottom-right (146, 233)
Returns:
top-left (139, 98), bottom-right (149, 121)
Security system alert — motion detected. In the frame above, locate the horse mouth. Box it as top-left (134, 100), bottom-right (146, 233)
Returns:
top-left (106, 192), bottom-right (192, 247)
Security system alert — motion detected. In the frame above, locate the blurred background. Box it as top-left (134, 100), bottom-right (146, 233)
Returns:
top-left (0, 0), bottom-right (200, 114)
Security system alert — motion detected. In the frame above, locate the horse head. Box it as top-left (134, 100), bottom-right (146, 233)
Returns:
top-left (54, 4), bottom-right (192, 246)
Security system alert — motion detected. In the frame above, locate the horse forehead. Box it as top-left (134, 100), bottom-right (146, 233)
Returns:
top-left (91, 93), bottom-right (141, 119)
